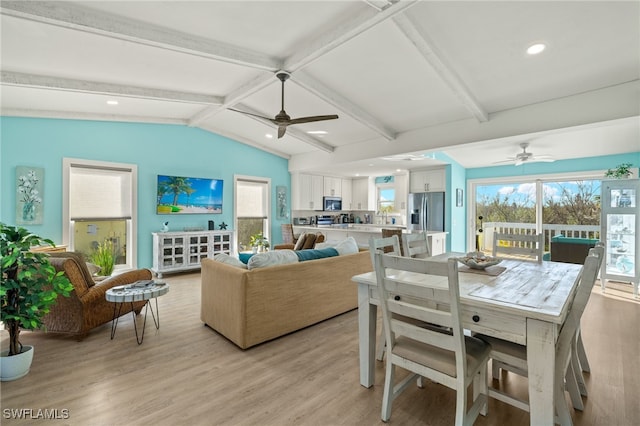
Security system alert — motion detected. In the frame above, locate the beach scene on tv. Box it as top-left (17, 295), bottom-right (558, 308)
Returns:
top-left (157, 175), bottom-right (223, 214)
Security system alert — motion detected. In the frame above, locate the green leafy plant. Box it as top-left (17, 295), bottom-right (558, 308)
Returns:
top-left (90, 240), bottom-right (117, 276)
top-left (249, 233), bottom-right (269, 249)
top-left (604, 163), bottom-right (633, 179)
top-left (0, 223), bottom-right (73, 356)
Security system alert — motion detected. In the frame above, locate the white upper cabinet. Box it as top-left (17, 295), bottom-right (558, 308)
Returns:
top-left (341, 178), bottom-right (352, 210)
top-left (293, 173), bottom-right (324, 210)
top-left (352, 178), bottom-right (370, 210)
top-left (410, 168), bottom-right (445, 193)
top-left (323, 176), bottom-right (341, 197)
top-left (394, 173), bottom-right (408, 212)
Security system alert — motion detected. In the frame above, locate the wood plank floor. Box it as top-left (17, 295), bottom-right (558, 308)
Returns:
top-left (1, 273), bottom-right (638, 425)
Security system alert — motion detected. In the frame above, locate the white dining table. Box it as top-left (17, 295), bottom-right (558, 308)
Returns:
top-left (351, 252), bottom-right (583, 426)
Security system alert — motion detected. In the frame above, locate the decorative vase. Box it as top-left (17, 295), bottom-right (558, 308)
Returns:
top-left (252, 246), bottom-right (258, 254)
top-left (0, 345), bottom-right (34, 381)
top-left (22, 202), bottom-right (35, 221)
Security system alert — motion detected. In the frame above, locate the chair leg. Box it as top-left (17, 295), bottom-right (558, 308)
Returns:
top-left (492, 360), bottom-right (501, 380)
top-left (376, 329), bottom-right (386, 361)
top-left (555, 376), bottom-right (574, 426)
top-left (381, 361), bottom-right (395, 422)
top-left (576, 331), bottom-right (590, 373)
top-left (455, 380), bottom-right (467, 426)
top-left (565, 362), bottom-right (584, 411)
top-left (473, 365), bottom-right (489, 416)
top-left (571, 344), bottom-right (588, 397)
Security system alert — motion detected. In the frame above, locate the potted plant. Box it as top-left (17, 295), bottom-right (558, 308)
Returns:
top-left (249, 233), bottom-right (270, 253)
top-left (604, 163), bottom-right (634, 179)
top-left (90, 239), bottom-right (117, 276)
top-left (0, 223), bottom-right (73, 381)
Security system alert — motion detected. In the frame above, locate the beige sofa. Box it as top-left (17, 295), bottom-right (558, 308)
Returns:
top-left (200, 250), bottom-right (371, 349)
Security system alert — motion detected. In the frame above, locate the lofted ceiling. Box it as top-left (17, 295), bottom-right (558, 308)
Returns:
top-left (1, 1), bottom-right (639, 177)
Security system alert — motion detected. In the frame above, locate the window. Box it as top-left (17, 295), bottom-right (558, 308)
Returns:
top-left (234, 176), bottom-right (270, 251)
top-left (469, 171), bottom-right (602, 254)
top-left (377, 186), bottom-right (395, 214)
top-left (63, 158), bottom-right (137, 271)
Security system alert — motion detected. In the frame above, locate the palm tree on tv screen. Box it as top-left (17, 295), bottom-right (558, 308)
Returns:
top-left (167, 177), bottom-right (191, 206)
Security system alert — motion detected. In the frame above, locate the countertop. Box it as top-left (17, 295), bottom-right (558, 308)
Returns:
top-left (293, 224), bottom-right (447, 234)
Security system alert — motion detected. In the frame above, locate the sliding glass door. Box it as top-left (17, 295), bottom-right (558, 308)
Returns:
top-left (470, 173), bottom-right (602, 257)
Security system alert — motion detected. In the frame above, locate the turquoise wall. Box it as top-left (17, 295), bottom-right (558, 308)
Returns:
top-left (466, 152), bottom-right (640, 179)
top-left (0, 117), bottom-right (290, 269)
top-left (431, 152), bottom-right (466, 252)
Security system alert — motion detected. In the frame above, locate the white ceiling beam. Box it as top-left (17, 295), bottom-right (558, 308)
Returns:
top-left (284, 1), bottom-right (419, 71)
top-left (0, 1), bottom-right (280, 71)
top-left (0, 108), bottom-right (187, 125)
top-left (188, 72), bottom-right (275, 126)
top-left (292, 71), bottom-right (396, 141)
top-left (230, 103), bottom-right (335, 153)
top-left (1, 71), bottom-right (223, 105)
top-left (392, 14), bottom-right (489, 123)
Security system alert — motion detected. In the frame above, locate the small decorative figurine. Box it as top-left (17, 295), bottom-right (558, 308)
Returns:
top-left (161, 221), bottom-right (169, 232)
top-left (219, 222), bottom-right (227, 230)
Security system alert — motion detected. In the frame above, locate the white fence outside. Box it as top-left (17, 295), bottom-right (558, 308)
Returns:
top-left (481, 222), bottom-right (600, 251)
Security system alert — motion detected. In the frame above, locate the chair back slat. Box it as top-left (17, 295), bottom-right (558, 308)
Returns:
top-left (373, 252), bottom-right (466, 375)
top-left (369, 235), bottom-right (401, 268)
top-left (402, 232), bottom-right (431, 258)
top-left (493, 232), bottom-right (544, 263)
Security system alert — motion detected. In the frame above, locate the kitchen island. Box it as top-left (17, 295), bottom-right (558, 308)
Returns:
top-left (292, 224), bottom-right (448, 255)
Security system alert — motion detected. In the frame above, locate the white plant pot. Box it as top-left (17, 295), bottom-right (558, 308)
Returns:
top-left (0, 345), bottom-right (34, 381)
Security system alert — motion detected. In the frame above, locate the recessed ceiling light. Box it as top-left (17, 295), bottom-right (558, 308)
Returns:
top-left (106, 100), bottom-right (119, 105)
top-left (396, 169), bottom-right (401, 172)
top-left (307, 130), bottom-right (328, 135)
top-left (355, 173), bottom-right (360, 177)
top-left (527, 43), bottom-right (546, 55)
top-left (265, 133), bottom-right (273, 139)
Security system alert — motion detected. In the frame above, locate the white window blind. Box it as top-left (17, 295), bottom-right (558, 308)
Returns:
top-left (69, 164), bottom-right (132, 220)
top-left (236, 180), bottom-right (267, 218)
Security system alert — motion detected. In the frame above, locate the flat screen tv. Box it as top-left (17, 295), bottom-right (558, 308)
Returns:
top-left (156, 175), bottom-right (223, 214)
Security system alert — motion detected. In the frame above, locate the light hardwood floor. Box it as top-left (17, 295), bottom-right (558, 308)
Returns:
top-left (1, 273), bottom-right (638, 426)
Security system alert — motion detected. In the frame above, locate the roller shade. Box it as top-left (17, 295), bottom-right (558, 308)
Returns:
top-left (236, 180), bottom-right (267, 218)
top-left (69, 164), bottom-right (132, 220)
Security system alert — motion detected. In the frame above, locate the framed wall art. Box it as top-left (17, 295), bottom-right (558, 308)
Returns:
top-left (456, 188), bottom-right (463, 207)
top-left (16, 166), bottom-right (44, 225)
top-left (276, 185), bottom-right (289, 220)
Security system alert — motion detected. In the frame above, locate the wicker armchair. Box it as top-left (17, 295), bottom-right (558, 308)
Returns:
top-left (43, 252), bottom-right (151, 339)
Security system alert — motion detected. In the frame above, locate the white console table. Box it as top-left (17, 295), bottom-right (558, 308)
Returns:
top-left (152, 230), bottom-right (234, 277)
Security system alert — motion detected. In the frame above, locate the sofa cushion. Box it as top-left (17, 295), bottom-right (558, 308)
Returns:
top-left (294, 233), bottom-right (309, 250)
top-left (247, 249), bottom-right (299, 269)
top-left (295, 248), bottom-right (339, 262)
top-left (334, 237), bottom-right (359, 256)
top-left (213, 253), bottom-right (248, 269)
top-left (551, 235), bottom-right (600, 245)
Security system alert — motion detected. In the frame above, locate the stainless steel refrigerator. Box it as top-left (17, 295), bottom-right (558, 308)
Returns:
top-left (407, 192), bottom-right (445, 232)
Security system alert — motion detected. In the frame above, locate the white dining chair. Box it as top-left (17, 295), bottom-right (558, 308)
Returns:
top-left (373, 252), bottom-right (490, 425)
top-left (369, 235), bottom-right (402, 361)
top-left (572, 243), bottom-right (604, 397)
top-left (477, 254), bottom-right (600, 425)
top-left (402, 232), bottom-right (431, 259)
top-left (492, 231), bottom-right (544, 263)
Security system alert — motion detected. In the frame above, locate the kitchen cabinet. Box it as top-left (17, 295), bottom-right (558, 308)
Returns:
top-left (293, 173), bottom-right (324, 210)
top-left (152, 231), bottom-right (234, 278)
top-left (324, 176), bottom-right (341, 197)
top-left (352, 178), bottom-right (370, 210)
top-left (341, 178), bottom-right (352, 210)
top-left (429, 232), bottom-right (447, 256)
top-left (394, 173), bottom-right (408, 212)
top-left (601, 179), bottom-right (639, 297)
top-left (410, 168), bottom-right (445, 193)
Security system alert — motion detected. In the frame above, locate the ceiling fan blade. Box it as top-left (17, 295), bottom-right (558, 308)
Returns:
top-left (228, 108), bottom-right (276, 124)
top-left (277, 126), bottom-right (287, 139)
top-left (492, 158), bottom-right (517, 164)
top-left (515, 159), bottom-right (524, 166)
top-left (288, 115), bottom-right (339, 125)
top-left (530, 157), bottom-right (556, 163)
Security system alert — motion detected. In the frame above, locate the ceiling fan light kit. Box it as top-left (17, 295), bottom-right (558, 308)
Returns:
top-left (230, 71), bottom-right (338, 139)
top-left (493, 142), bottom-right (555, 166)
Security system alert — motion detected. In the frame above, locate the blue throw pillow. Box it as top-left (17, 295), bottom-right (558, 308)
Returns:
top-left (295, 248), bottom-right (339, 262)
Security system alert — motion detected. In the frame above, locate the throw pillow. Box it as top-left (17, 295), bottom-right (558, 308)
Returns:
top-left (213, 253), bottom-right (248, 269)
top-left (247, 250), bottom-right (299, 269)
top-left (86, 262), bottom-right (101, 276)
top-left (295, 248), bottom-right (339, 262)
top-left (301, 233), bottom-right (317, 249)
top-left (293, 233), bottom-right (308, 251)
top-left (334, 237), bottom-right (359, 256)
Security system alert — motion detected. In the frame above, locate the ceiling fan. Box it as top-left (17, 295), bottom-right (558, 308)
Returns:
top-left (229, 71), bottom-right (339, 139)
top-left (494, 142), bottom-right (555, 166)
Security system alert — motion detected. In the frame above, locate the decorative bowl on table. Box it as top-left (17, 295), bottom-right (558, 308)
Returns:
top-left (456, 252), bottom-right (502, 270)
